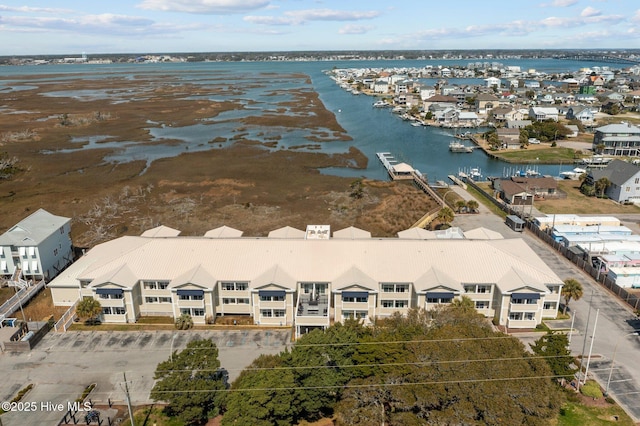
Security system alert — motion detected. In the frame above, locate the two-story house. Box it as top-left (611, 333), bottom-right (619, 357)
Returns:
top-left (593, 123), bottom-right (640, 157)
top-left (586, 159), bottom-right (640, 204)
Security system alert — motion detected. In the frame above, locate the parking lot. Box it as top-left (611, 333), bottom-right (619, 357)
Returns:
top-left (0, 329), bottom-right (291, 425)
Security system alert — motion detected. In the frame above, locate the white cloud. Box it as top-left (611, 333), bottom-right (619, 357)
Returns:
top-left (137, 0), bottom-right (271, 14)
top-left (338, 24), bottom-right (373, 35)
top-left (541, 13), bottom-right (624, 28)
top-left (245, 8), bottom-right (379, 26)
top-left (0, 5), bottom-right (72, 13)
top-left (631, 10), bottom-right (640, 22)
top-left (580, 6), bottom-right (601, 17)
top-left (552, 0), bottom-right (578, 6)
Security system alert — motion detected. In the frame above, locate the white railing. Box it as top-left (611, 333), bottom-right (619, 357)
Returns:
top-left (54, 299), bottom-right (79, 332)
top-left (0, 279), bottom-right (46, 318)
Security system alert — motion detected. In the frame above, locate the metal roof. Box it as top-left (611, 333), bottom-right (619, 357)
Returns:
top-left (0, 208), bottom-right (70, 246)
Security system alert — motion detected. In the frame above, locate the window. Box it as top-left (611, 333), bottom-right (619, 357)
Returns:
top-left (223, 298), bottom-right (235, 304)
top-left (274, 310), bottom-right (286, 317)
top-left (238, 298), bottom-right (249, 304)
top-left (180, 308), bottom-right (190, 315)
top-left (158, 281), bottom-right (169, 290)
top-left (546, 285), bottom-right (558, 294)
top-left (179, 294), bottom-right (203, 301)
top-left (381, 300), bottom-right (394, 308)
top-left (463, 285), bottom-right (476, 293)
top-left (159, 297), bottom-right (172, 303)
top-left (99, 293), bottom-right (123, 300)
top-left (524, 312), bottom-right (535, 321)
top-left (477, 285), bottom-right (491, 294)
top-left (260, 295), bottom-right (285, 302)
top-left (543, 302), bottom-right (556, 310)
top-left (395, 300), bottom-right (407, 308)
top-left (145, 297), bottom-right (158, 303)
top-left (475, 301), bottom-right (490, 309)
top-left (512, 298), bottom-right (537, 305)
top-left (509, 312), bottom-right (522, 320)
top-left (342, 296), bottom-right (368, 303)
top-left (261, 309), bottom-right (272, 318)
top-left (192, 309), bottom-right (205, 317)
top-left (79, 280), bottom-right (92, 288)
top-left (222, 282), bottom-right (248, 291)
top-left (382, 284), bottom-right (394, 293)
top-left (356, 311), bottom-right (368, 319)
top-left (103, 307), bottom-right (126, 315)
top-left (143, 282), bottom-right (157, 290)
top-left (427, 297), bottom-right (451, 304)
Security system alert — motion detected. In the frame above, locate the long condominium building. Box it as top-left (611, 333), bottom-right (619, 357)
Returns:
top-left (48, 225), bottom-right (564, 337)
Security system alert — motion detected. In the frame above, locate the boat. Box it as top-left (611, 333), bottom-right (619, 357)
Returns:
top-left (560, 167), bottom-right (587, 180)
top-left (469, 168), bottom-right (482, 179)
top-left (449, 141), bottom-right (473, 153)
top-left (373, 100), bottom-right (390, 108)
top-left (411, 121), bottom-right (423, 127)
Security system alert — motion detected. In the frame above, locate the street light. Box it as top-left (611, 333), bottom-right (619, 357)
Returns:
top-left (604, 331), bottom-right (640, 396)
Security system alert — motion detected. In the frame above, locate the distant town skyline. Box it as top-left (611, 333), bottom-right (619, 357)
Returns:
top-left (0, 0), bottom-right (639, 56)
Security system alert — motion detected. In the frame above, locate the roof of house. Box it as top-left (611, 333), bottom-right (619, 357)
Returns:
top-left (333, 226), bottom-right (372, 239)
top-left (595, 123), bottom-right (640, 134)
top-left (0, 208), bottom-right (70, 246)
top-left (141, 225), bottom-right (181, 238)
top-left (425, 94), bottom-right (458, 103)
top-left (48, 232), bottom-right (563, 294)
top-left (476, 93), bottom-right (499, 101)
top-left (204, 225), bottom-right (243, 238)
top-left (590, 159), bottom-right (640, 186)
top-left (268, 226), bottom-right (306, 239)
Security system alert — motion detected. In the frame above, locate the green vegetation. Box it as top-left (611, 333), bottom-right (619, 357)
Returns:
top-left (151, 339), bottom-right (227, 425)
top-left (222, 307), bottom-right (562, 425)
top-left (76, 298), bottom-right (102, 324)
top-left (121, 406), bottom-right (185, 426)
top-left (580, 381), bottom-right (604, 399)
top-left (0, 384), bottom-right (33, 414)
top-left (466, 184), bottom-right (508, 218)
top-left (561, 279), bottom-right (584, 315)
top-left (493, 147), bottom-right (577, 163)
top-left (175, 313), bottom-right (194, 330)
top-left (524, 120), bottom-right (572, 142)
top-left (76, 383), bottom-right (96, 402)
top-left (558, 394), bottom-right (635, 426)
top-left (530, 333), bottom-right (575, 380)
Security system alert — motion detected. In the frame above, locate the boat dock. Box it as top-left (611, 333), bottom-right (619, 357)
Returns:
top-left (376, 152), bottom-right (445, 206)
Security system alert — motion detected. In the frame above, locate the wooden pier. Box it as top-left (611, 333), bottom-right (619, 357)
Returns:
top-left (376, 152), bottom-right (445, 207)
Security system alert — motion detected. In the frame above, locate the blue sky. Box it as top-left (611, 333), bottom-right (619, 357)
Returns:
top-left (0, 0), bottom-right (639, 55)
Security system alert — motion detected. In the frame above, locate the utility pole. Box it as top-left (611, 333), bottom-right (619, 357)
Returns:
top-left (577, 290), bottom-right (594, 391)
top-left (123, 372), bottom-right (135, 426)
top-left (583, 308), bottom-right (600, 384)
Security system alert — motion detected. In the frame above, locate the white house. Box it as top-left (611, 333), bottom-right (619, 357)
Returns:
top-left (593, 123), bottom-right (640, 157)
top-left (0, 209), bottom-right (73, 281)
top-left (529, 107), bottom-right (559, 122)
top-left (485, 77), bottom-right (501, 89)
top-left (48, 225), bottom-right (564, 334)
top-left (586, 159), bottom-right (640, 204)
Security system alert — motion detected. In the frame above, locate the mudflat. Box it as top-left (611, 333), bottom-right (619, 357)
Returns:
top-left (0, 70), bottom-right (437, 246)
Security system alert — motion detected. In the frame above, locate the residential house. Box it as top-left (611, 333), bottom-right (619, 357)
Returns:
top-left (485, 77), bottom-right (501, 89)
top-left (529, 107), bottom-right (559, 122)
top-left (497, 128), bottom-right (521, 149)
top-left (505, 120), bottom-right (532, 129)
top-left (48, 225), bottom-right (564, 333)
top-left (423, 94), bottom-right (457, 112)
top-left (494, 177), bottom-right (559, 205)
top-left (586, 159), bottom-right (640, 203)
top-left (565, 106), bottom-right (595, 124)
top-left (475, 93), bottom-right (500, 115)
top-left (0, 208), bottom-right (73, 281)
top-left (593, 123), bottom-right (640, 157)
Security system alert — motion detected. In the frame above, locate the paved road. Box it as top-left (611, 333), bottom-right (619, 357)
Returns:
top-left (452, 186), bottom-right (640, 422)
top-left (0, 329), bottom-right (291, 426)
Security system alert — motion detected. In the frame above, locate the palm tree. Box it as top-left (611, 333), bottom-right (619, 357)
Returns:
top-left (561, 278), bottom-right (583, 315)
top-left (594, 177), bottom-right (611, 198)
top-left (436, 207), bottom-right (454, 228)
top-left (450, 295), bottom-right (476, 313)
top-left (76, 298), bottom-right (102, 324)
top-left (466, 200), bottom-right (479, 213)
top-left (175, 313), bottom-right (194, 330)
top-left (454, 200), bottom-right (467, 213)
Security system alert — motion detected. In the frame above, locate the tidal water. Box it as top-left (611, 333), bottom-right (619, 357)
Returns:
top-left (0, 58), bottom-right (620, 180)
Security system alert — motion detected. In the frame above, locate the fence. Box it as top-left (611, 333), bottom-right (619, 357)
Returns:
top-left (527, 225), bottom-right (640, 310)
top-left (464, 176), bottom-right (640, 311)
top-left (54, 299), bottom-right (79, 333)
top-left (0, 279), bottom-right (46, 318)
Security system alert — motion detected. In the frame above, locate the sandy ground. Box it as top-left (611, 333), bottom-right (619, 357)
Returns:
top-left (0, 72), bottom-right (438, 246)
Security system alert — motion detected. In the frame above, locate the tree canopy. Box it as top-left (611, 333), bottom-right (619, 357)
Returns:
top-left (530, 332), bottom-right (576, 381)
top-left (151, 339), bottom-right (226, 425)
top-left (76, 298), bottom-right (102, 323)
top-left (223, 308), bottom-right (562, 425)
top-left (561, 278), bottom-right (584, 315)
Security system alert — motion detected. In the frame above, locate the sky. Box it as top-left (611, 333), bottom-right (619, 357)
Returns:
top-left (0, 0), bottom-right (639, 55)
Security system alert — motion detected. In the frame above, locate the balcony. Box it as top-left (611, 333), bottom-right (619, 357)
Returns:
top-left (296, 295), bottom-right (329, 318)
top-left (98, 297), bottom-right (125, 308)
top-left (507, 318), bottom-right (537, 329)
top-left (509, 302), bottom-right (539, 312)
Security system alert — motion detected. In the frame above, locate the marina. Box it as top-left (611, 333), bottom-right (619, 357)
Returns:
top-left (449, 140), bottom-right (474, 153)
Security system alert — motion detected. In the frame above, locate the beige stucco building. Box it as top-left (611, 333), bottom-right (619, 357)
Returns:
top-left (48, 225), bottom-right (564, 337)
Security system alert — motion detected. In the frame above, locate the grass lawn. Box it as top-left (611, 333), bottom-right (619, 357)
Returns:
top-left (121, 406), bottom-right (186, 426)
top-left (469, 183), bottom-right (508, 218)
top-left (491, 147), bottom-right (578, 164)
top-left (556, 399), bottom-right (635, 426)
top-left (536, 180), bottom-right (640, 215)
